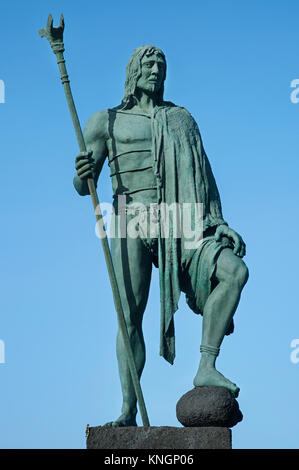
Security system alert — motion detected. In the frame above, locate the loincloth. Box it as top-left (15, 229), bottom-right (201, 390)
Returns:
top-left (139, 223), bottom-right (234, 325)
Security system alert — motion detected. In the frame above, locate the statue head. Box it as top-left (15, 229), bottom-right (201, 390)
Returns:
top-left (120, 45), bottom-right (167, 109)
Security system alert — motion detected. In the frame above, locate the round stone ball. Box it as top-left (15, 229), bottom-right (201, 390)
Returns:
top-left (176, 386), bottom-right (243, 428)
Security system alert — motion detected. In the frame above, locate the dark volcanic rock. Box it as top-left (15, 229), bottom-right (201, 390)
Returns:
top-left (176, 386), bottom-right (243, 428)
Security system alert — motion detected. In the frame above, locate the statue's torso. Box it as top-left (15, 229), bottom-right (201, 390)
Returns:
top-left (106, 110), bottom-right (157, 206)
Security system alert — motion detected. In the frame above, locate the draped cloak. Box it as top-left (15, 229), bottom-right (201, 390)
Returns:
top-left (151, 104), bottom-right (229, 365)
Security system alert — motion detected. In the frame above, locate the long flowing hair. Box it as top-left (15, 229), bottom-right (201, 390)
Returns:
top-left (119, 45), bottom-right (167, 110)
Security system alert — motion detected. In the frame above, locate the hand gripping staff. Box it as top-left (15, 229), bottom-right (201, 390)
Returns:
top-left (39, 14), bottom-right (150, 427)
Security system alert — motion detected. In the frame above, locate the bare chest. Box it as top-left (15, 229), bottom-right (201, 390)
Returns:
top-left (107, 111), bottom-right (152, 156)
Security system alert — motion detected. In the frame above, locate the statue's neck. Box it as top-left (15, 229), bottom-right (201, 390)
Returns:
top-left (133, 89), bottom-right (158, 113)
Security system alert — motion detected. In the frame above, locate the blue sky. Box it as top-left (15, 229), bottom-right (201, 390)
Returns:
top-left (0, 0), bottom-right (299, 449)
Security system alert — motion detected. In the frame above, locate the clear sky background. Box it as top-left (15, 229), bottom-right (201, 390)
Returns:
top-left (0, 0), bottom-right (299, 449)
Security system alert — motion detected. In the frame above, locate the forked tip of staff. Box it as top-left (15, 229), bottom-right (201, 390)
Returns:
top-left (38, 13), bottom-right (64, 38)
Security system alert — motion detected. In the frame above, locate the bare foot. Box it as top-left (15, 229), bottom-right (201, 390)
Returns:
top-left (193, 366), bottom-right (240, 397)
top-left (104, 413), bottom-right (137, 427)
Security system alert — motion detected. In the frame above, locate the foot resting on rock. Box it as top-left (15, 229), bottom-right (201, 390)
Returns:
top-left (193, 366), bottom-right (240, 397)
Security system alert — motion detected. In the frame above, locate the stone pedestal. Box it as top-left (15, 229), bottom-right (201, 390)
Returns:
top-left (86, 386), bottom-right (242, 450)
top-left (86, 425), bottom-right (232, 449)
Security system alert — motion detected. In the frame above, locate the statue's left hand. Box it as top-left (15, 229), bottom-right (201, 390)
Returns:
top-left (215, 225), bottom-right (246, 258)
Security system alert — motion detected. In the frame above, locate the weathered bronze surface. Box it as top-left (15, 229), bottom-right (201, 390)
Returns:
top-left (74, 45), bottom-right (249, 426)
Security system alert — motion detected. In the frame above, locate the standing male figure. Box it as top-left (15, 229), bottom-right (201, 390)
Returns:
top-left (73, 46), bottom-right (249, 427)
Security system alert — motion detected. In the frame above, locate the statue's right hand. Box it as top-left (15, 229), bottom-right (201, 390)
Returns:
top-left (75, 151), bottom-right (95, 179)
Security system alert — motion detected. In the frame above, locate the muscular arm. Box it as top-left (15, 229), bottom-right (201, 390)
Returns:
top-left (73, 110), bottom-right (109, 196)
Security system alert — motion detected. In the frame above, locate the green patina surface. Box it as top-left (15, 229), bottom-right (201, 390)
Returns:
top-left (73, 45), bottom-right (248, 427)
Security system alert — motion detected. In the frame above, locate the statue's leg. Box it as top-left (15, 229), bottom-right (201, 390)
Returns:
top-left (193, 247), bottom-right (248, 396)
top-left (105, 234), bottom-right (153, 427)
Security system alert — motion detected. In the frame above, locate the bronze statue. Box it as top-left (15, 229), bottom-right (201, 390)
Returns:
top-left (73, 46), bottom-right (249, 427)
top-left (38, 14), bottom-right (249, 427)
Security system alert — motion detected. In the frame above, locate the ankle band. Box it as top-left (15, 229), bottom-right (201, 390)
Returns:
top-left (200, 344), bottom-right (220, 357)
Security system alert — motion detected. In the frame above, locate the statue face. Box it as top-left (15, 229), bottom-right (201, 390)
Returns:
top-left (136, 53), bottom-right (166, 95)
